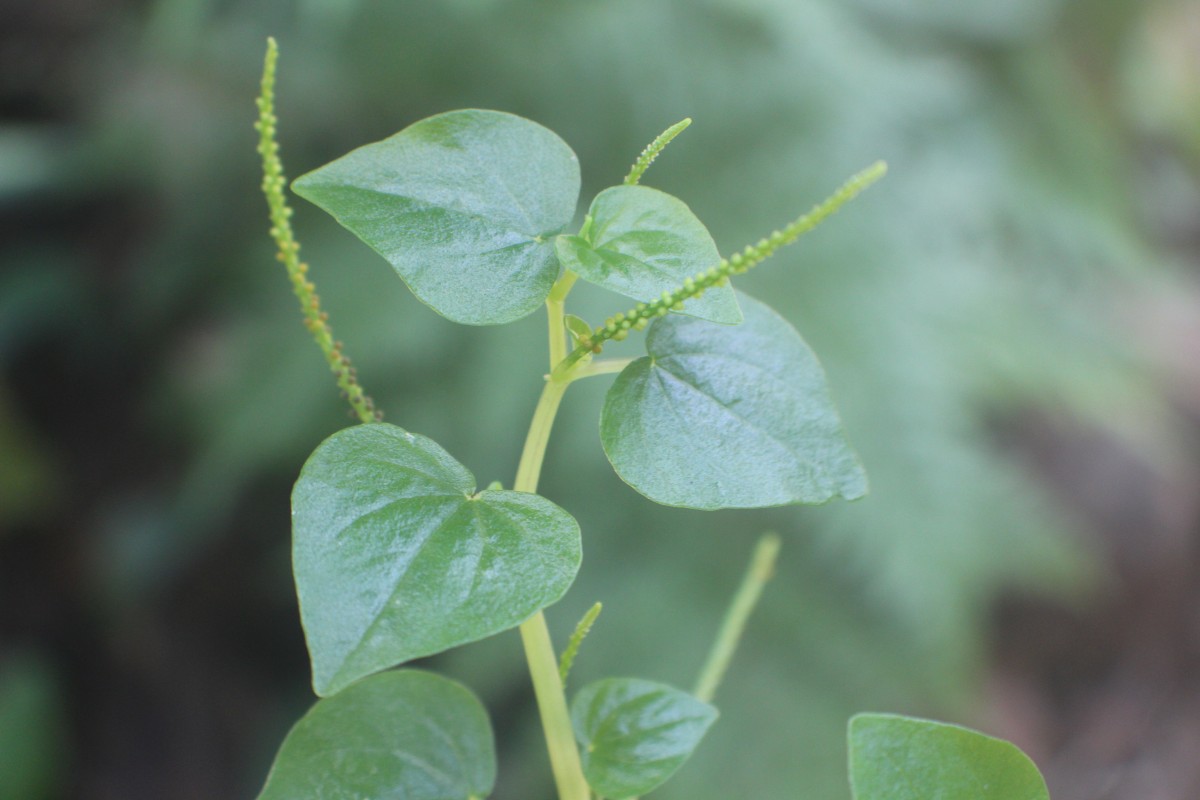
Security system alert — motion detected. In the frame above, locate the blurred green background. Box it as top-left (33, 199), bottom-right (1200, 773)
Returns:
top-left (2, 0), bottom-right (1199, 798)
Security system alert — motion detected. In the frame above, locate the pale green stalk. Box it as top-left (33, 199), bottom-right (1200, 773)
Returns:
top-left (545, 271), bottom-right (579, 369)
top-left (694, 533), bottom-right (782, 704)
top-left (515, 297), bottom-right (591, 800)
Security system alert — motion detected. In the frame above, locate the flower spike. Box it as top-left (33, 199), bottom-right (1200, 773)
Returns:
top-left (624, 118), bottom-right (692, 186)
top-left (558, 160), bottom-right (888, 374)
top-left (255, 37), bottom-right (380, 424)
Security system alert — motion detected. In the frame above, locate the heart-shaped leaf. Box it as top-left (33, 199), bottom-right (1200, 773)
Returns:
top-left (601, 291), bottom-right (867, 509)
top-left (848, 714), bottom-right (1050, 800)
top-left (293, 423), bottom-right (581, 696)
top-left (293, 109), bottom-right (580, 325)
top-left (555, 185), bottom-right (741, 324)
top-left (571, 677), bottom-right (717, 799)
top-left (258, 670), bottom-right (495, 800)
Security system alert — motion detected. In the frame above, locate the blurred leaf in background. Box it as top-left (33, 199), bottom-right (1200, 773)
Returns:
top-left (1, 0), bottom-right (1197, 798)
top-left (0, 651), bottom-right (68, 799)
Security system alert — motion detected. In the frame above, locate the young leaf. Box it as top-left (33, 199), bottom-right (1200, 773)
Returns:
top-left (571, 678), bottom-right (718, 799)
top-left (293, 109), bottom-right (580, 325)
top-left (292, 423), bottom-right (582, 696)
top-left (564, 314), bottom-right (594, 347)
top-left (555, 185), bottom-right (741, 324)
top-left (601, 291), bottom-right (867, 509)
top-left (848, 714), bottom-right (1050, 800)
top-left (257, 670), bottom-right (495, 800)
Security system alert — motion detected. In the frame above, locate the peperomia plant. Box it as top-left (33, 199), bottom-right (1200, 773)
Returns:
top-left (254, 38), bottom-right (1051, 800)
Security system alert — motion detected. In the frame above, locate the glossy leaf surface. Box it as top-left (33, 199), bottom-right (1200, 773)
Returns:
top-left (555, 185), bottom-right (740, 323)
top-left (293, 109), bottom-right (580, 325)
top-left (293, 423), bottom-right (581, 696)
top-left (258, 670), bottom-right (495, 800)
top-left (848, 714), bottom-right (1050, 800)
top-left (571, 677), bottom-right (717, 799)
top-left (601, 292), bottom-right (866, 509)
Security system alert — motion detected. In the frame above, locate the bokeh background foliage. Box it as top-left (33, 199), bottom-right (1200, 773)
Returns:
top-left (2, 0), bottom-right (1199, 798)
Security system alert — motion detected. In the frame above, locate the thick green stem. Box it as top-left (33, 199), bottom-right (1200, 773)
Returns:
top-left (519, 612), bottom-right (589, 800)
top-left (515, 302), bottom-right (591, 800)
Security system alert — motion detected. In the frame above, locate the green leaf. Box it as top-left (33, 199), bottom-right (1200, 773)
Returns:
top-left (848, 714), bottom-right (1050, 800)
top-left (293, 423), bottom-right (581, 696)
top-left (0, 652), bottom-right (67, 800)
top-left (600, 292), bottom-right (866, 509)
top-left (555, 185), bottom-right (741, 324)
top-left (572, 678), bottom-right (717, 799)
top-left (258, 670), bottom-right (495, 800)
top-left (293, 109), bottom-right (580, 325)
top-left (564, 313), bottom-right (594, 347)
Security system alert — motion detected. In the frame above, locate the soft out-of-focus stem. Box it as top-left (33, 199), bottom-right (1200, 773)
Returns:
top-left (694, 533), bottom-right (782, 704)
top-left (255, 37), bottom-right (379, 424)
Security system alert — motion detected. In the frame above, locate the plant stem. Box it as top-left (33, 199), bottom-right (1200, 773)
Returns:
top-left (569, 358), bottom-right (634, 381)
top-left (514, 378), bottom-right (568, 495)
top-left (546, 270), bottom-right (579, 369)
top-left (694, 532), bottom-right (782, 704)
top-left (519, 612), bottom-right (590, 800)
top-left (514, 300), bottom-right (591, 800)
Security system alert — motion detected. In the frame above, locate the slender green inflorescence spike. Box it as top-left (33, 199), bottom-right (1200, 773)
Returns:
top-left (623, 118), bottom-right (692, 186)
top-left (558, 602), bottom-right (602, 685)
top-left (557, 160), bottom-right (887, 375)
top-left (255, 37), bottom-right (380, 424)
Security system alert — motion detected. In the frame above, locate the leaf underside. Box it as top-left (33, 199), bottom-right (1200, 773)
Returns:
top-left (293, 109), bottom-right (581, 325)
top-left (257, 670), bottom-right (495, 800)
top-left (292, 423), bottom-right (581, 696)
top-left (601, 291), bottom-right (867, 509)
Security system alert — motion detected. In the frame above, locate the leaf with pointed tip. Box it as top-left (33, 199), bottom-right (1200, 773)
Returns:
top-left (293, 423), bottom-right (581, 696)
top-left (848, 714), bottom-right (1050, 800)
top-left (571, 678), bottom-right (717, 799)
top-left (555, 185), bottom-right (741, 324)
top-left (257, 670), bottom-right (495, 800)
top-left (601, 292), bottom-right (866, 509)
top-left (293, 109), bottom-right (580, 325)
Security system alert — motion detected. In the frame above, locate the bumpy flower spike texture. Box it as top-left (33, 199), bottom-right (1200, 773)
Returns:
top-left (624, 118), bottom-right (692, 187)
top-left (255, 37), bottom-right (381, 424)
top-left (559, 160), bottom-right (888, 374)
